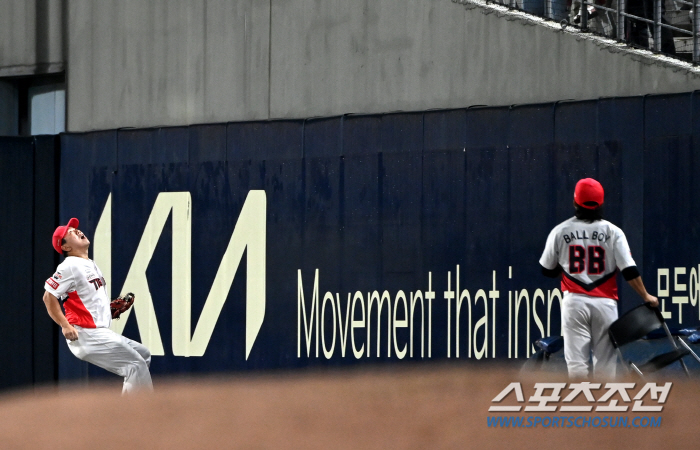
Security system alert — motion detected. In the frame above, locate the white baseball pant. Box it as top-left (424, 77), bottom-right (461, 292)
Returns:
top-left (67, 326), bottom-right (153, 394)
top-left (561, 292), bottom-right (618, 379)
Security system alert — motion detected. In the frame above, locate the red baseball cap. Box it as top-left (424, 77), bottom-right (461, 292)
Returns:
top-left (574, 178), bottom-right (604, 210)
top-left (52, 218), bottom-right (79, 254)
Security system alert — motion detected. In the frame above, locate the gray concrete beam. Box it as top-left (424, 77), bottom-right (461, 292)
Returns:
top-left (64, 0), bottom-right (700, 132)
top-left (66, 0), bottom-right (269, 131)
top-left (0, 0), bottom-right (64, 77)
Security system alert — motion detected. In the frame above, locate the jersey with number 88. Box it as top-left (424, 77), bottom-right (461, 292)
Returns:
top-left (540, 217), bottom-right (636, 300)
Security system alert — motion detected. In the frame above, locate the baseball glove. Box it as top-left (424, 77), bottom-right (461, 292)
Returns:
top-left (110, 292), bottom-right (135, 319)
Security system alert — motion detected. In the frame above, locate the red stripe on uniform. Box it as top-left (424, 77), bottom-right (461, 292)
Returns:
top-left (64, 291), bottom-right (97, 328)
top-left (561, 275), bottom-right (619, 300)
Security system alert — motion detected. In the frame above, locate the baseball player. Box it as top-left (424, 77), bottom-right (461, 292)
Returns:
top-left (539, 178), bottom-right (658, 379)
top-left (42, 217), bottom-right (153, 393)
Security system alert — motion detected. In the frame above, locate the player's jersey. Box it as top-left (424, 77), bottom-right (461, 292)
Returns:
top-left (44, 256), bottom-right (111, 328)
top-left (539, 217), bottom-right (636, 300)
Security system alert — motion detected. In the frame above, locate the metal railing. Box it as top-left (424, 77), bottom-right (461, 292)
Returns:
top-left (462, 0), bottom-right (700, 63)
top-left (579, 0), bottom-right (700, 61)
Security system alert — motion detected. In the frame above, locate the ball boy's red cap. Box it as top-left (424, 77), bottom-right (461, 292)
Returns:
top-left (52, 218), bottom-right (79, 254)
top-left (574, 178), bottom-right (604, 210)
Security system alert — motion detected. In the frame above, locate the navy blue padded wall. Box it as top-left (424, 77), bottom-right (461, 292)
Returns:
top-left (381, 112), bottom-right (423, 290)
top-left (421, 119), bottom-right (465, 277)
top-left (553, 101), bottom-right (600, 221)
top-left (508, 104), bottom-right (555, 279)
top-left (422, 110), bottom-right (468, 360)
top-left (58, 131), bottom-right (117, 383)
top-left (643, 94), bottom-right (698, 324)
top-left (341, 115), bottom-right (382, 293)
top-left (464, 107), bottom-right (509, 274)
top-left (301, 116), bottom-right (343, 284)
top-left (188, 124), bottom-right (233, 370)
top-left (300, 117), bottom-right (344, 367)
top-left (596, 97), bottom-right (646, 314)
top-left (32, 135), bottom-right (60, 385)
top-left (226, 120), bottom-right (270, 367)
top-left (60, 131), bottom-right (116, 223)
top-left (260, 120), bottom-right (305, 367)
top-left (53, 93), bottom-right (700, 384)
top-left (644, 94), bottom-right (694, 268)
top-left (378, 113), bottom-right (424, 359)
top-left (302, 116), bottom-right (342, 278)
top-left (225, 122), bottom-right (268, 369)
top-left (0, 136), bottom-right (61, 391)
top-left (0, 138), bottom-right (36, 390)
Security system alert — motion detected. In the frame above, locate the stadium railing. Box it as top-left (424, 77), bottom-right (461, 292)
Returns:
top-left (453, 0), bottom-right (700, 63)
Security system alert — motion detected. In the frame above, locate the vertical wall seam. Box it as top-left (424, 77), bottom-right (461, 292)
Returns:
top-left (267, 0), bottom-right (272, 120)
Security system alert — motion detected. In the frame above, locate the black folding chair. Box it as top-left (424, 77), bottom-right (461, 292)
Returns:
top-left (521, 336), bottom-right (566, 373)
top-left (608, 304), bottom-right (700, 377)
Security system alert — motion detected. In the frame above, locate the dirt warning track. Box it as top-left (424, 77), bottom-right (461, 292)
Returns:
top-left (0, 364), bottom-right (696, 449)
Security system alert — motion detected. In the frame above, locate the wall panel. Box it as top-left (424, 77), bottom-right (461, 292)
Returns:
top-left (3, 93), bottom-right (699, 388)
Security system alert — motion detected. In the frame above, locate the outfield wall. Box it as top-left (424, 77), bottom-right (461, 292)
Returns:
top-left (0, 136), bottom-right (60, 391)
top-left (56, 92), bottom-right (700, 382)
top-left (2, 92), bottom-right (700, 389)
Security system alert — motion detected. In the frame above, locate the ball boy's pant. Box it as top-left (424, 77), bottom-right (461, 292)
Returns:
top-left (561, 293), bottom-right (619, 379)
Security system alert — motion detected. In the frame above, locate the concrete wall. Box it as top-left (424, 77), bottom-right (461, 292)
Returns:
top-left (67, 0), bottom-right (270, 131)
top-left (0, 0), bottom-right (64, 76)
top-left (65, 0), bottom-right (700, 132)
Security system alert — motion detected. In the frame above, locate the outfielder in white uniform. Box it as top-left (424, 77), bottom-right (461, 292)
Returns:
top-left (43, 218), bottom-right (153, 394)
top-left (539, 179), bottom-right (658, 379)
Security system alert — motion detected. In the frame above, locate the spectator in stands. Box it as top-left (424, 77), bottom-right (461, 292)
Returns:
top-left (627, 0), bottom-right (676, 54)
top-left (571, 0), bottom-right (616, 37)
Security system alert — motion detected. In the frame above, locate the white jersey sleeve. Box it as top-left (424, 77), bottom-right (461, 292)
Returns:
top-left (539, 227), bottom-right (561, 270)
top-left (44, 262), bottom-right (75, 300)
top-left (612, 227), bottom-right (636, 271)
